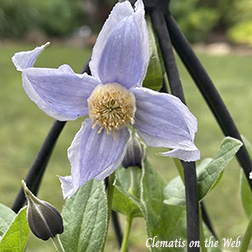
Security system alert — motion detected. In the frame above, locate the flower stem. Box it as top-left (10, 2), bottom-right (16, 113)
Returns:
top-left (120, 215), bottom-right (133, 252)
top-left (101, 171), bottom-right (116, 252)
top-left (107, 171), bottom-right (116, 224)
top-left (129, 166), bottom-right (138, 196)
top-left (239, 214), bottom-right (252, 252)
top-left (51, 235), bottom-right (65, 252)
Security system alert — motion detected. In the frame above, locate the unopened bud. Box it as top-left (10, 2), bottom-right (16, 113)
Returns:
top-left (122, 132), bottom-right (145, 169)
top-left (22, 180), bottom-right (63, 240)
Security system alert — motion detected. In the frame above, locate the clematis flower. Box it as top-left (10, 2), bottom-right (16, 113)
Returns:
top-left (12, 0), bottom-right (200, 199)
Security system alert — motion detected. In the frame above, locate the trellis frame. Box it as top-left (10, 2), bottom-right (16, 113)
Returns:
top-left (12, 1), bottom-right (252, 251)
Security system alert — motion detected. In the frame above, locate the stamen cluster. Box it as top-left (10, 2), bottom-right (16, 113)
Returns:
top-left (87, 83), bottom-right (136, 135)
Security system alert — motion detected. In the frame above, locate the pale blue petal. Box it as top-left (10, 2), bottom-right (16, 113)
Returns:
top-left (58, 175), bottom-right (75, 199)
top-left (90, 0), bottom-right (149, 89)
top-left (133, 87), bottom-right (200, 161)
top-left (12, 42), bottom-right (50, 71)
top-left (95, 147), bottom-right (127, 180)
top-left (67, 118), bottom-right (129, 198)
top-left (133, 0), bottom-right (150, 83)
top-left (161, 148), bottom-right (200, 162)
top-left (22, 65), bottom-right (101, 121)
top-left (89, 1), bottom-right (134, 79)
top-left (97, 16), bottom-right (143, 88)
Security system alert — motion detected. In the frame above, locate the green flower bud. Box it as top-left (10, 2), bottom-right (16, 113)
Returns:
top-left (122, 132), bottom-right (145, 169)
top-left (22, 180), bottom-right (63, 241)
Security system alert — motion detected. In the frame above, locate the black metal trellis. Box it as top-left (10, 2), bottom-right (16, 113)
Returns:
top-left (146, 0), bottom-right (252, 249)
top-left (11, 0), bottom-right (252, 251)
top-left (165, 12), bottom-right (252, 189)
top-left (145, 0), bottom-right (252, 251)
top-left (146, 0), bottom-right (199, 250)
top-left (11, 120), bottom-right (66, 213)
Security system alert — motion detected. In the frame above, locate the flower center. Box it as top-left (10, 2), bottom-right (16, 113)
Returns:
top-left (87, 83), bottom-right (136, 135)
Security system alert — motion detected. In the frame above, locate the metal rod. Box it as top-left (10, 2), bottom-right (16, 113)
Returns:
top-left (183, 161), bottom-right (200, 251)
top-left (150, 8), bottom-right (185, 103)
top-left (150, 7), bottom-right (200, 251)
top-left (165, 12), bottom-right (252, 190)
top-left (111, 210), bottom-right (125, 249)
top-left (201, 202), bottom-right (218, 240)
top-left (11, 120), bottom-right (66, 213)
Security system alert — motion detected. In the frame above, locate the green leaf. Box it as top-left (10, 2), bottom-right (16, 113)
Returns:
top-left (158, 204), bottom-right (187, 252)
top-left (240, 171), bottom-right (252, 218)
top-left (113, 166), bottom-right (143, 218)
top-left (141, 157), bottom-right (166, 220)
top-left (0, 204), bottom-right (16, 238)
top-left (197, 137), bottom-right (242, 200)
top-left (163, 176), bottom-right (185, 206)
top-left (60, 179), bottom-right (108, 252)
top-left (0, 207), bottom-right (29, 252)
top-left (143, 16), bottom-right (163, 91)
top-left (141, 157), bottom-right (188, 252)
top-left (164, 137), bottom-right (243, 205)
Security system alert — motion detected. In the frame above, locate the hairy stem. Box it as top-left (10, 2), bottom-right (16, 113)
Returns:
top-left (120, 215), bottom-right (133, 252)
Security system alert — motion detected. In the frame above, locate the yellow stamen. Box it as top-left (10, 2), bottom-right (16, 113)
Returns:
top-left (87, 83), bottom-right (136, 137)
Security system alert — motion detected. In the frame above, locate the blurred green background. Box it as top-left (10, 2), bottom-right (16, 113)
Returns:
top-left (1, 0), bottom-right (252, 45)
top-left (0, 0), bottom-right (252, 251)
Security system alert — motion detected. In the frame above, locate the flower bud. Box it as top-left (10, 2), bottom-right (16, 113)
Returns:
top-left (122, 132), bottom-right (145, 169)
top-left (22, 180), bottom-right (63, 240)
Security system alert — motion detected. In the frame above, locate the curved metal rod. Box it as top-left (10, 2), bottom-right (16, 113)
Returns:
top-left (11, 120), bottom-right (66, 213)
top-left (165, 12), bottom-right (252, 190)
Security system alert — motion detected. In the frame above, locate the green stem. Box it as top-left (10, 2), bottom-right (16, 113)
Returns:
top-left (120, 215), bottom-right (133, 252)
top-left (199, 203), bottom-right (207, 252)
top-left (51, 235), bottom-right (65, 252)
top-left (101, 171), bottom-right (116, 252)
top-left (129, 166), bottom-right (137, 196)
top-left (239, 214), bottom-right (252, 252)
top-left (107, 171), bottom-right (116, 223)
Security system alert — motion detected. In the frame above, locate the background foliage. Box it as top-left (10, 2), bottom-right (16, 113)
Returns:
top-left (0, 0), bottom-right (84, 38)
top-left (170, 0), bottom-right (252, 44)
top-left (0, 0), bottom-right (252, 45)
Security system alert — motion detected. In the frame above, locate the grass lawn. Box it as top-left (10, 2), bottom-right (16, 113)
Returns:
top-left (0, 42), bottom-right (251, 251)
